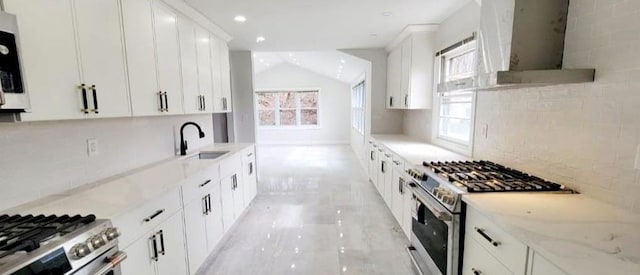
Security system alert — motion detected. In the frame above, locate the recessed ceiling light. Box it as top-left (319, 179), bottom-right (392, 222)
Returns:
top-left (259, 59), bottom-right (265, 63)
top-left (289, 53), bottom-right (294, 57)
top-left (340, 59), bottom-right (345, 64)
top-left (382, 12), bottom-right (393, 17)
top-left (256, 36), bottom-right (266, 43)
top-left (234, 15), bottom-right (247, 23)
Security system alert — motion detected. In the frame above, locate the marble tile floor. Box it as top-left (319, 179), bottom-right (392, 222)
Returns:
top-left (197, 145), bottom-right (417, 275)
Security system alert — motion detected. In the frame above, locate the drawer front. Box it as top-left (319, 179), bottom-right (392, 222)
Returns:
top-left (463, 236), bottom-right (515, 275)
top-left (466, 207), bottom-right (528, 274)
top-left (113, 187), bottom-right (182, 248)
top-left (220, 153), bottom-right (242, 178)
top-left (241, 145), bottom-right (255, 161)
top-left (182, 164), bottom-right (220, 204)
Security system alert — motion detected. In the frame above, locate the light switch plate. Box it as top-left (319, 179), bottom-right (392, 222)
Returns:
top-left (87, 138), bottom-right (99, 157)
top-left (635, 144), bottom-right (640, 170)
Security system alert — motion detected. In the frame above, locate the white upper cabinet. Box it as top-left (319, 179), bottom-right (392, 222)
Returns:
top-left (4, 0), bottom-right (82, 121)
top-left (211, 36), bottom-right (232, 113)
top-left (73, 0), bottom-right (131, 118)
top-left (5, 0), bottom-right (130, 121)
top-left (177, 18), bottom-right (203, 114)
top-left (195, 27), bottom-right (214, 112)
top-left (152, 1), bottom-right (183, 115)
top-left (386, 30), bottom-right (436, 110)
top-left (121, 0), bottom-right (160, 116)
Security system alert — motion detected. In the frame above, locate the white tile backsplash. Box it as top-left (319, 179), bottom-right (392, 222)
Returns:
top-left (0, 115), bottom-right (214, 211)
top-left (474, 0), bottom-right (640, 213)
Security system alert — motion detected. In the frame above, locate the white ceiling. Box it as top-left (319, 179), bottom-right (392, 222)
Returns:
top-left (185, 0), bottom-right (471, 50)
top-left (253, 51), bottom-right (369, 84)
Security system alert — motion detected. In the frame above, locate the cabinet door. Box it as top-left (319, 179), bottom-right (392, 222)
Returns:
top-left (74, 0), bottom-right (131, 118)
top-left (220, 176), bottom-right (235, 232)
top-left (120, 235), bottom-right (156, 275)
top-left (210, 36), bottom-right (224, 113)
top-left (386, 48), bottom-right (401, 109)
top-left (400, 37), bottom-right (413, 108)
top-left (153, 1), bottom-right (183, 115)
top-left (402, 184), bottom-right (413, 239)
top-left (383, 154), bottom-right (394, 208)
top-left (121, 0), bottom-right (160, 117)
top-left (462, 236), bottom-right (513, 275)
top-left (529, 253), bottom-right (566, 275)
top-left (243, 158), bottom-right (258, 206)
top-left (177, 18), bottom-right (201, 114)
top-left (219, 41), bottom-right (233, 113)
top-left (155, 211), bottom-right (188, 275)
top-left (195, 27), bottom-right (213, 112)
top-left (391, 172), bottom-right (404, 224)
top-left (183, 197), bottom-right (209, 273)
top-left (205, 190), bottom-right (224, 251)
top-left (4, 0), bottom-right (84, 121)
top-left (232, 173), bottom-right (245, 221)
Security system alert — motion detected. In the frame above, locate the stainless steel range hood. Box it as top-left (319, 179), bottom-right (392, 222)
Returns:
top-left (438, 0), bottom-right (595, 93)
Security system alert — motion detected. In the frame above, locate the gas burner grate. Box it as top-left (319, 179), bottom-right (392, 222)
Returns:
top-left (0, 214), bottom-right (95, 259)
top-left (422, 160), bottom-right (563, 193)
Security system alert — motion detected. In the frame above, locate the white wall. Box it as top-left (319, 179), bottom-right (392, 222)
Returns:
top-left (230, 51), bottom-right (256, 143)
top-left (474, 0), bottom-right (640, 213)
top-left (254, 63), bottom-right (351, 145)
top-left (403, 1), bottom-right (481, 143)
top-left (0, 115), bottom-right (214, 211)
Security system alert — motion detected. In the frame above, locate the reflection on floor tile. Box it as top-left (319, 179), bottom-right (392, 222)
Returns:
top-left (197, 145), bottom-right (416, 275)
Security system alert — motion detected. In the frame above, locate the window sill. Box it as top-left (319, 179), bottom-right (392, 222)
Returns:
top-left (259, 125), bottom-right (321, 130)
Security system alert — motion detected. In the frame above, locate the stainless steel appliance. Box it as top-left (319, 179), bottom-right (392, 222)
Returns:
top-left (0, 12), bottom-right (29, 112)
top-left (405, 160), bottom-right (568, 275)
top-left (0, 214), bottom-right (125, 275)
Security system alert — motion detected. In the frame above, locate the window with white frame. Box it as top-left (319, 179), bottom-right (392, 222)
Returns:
top-left (257, 90), bottom-right (319, 127)
top-left (351, 81), bottom-right (365, 134)
top-left (436, 41), bottom-right (476, 145)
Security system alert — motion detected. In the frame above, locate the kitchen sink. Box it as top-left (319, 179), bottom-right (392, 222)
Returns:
top-left (190, 151), bottom-right (229, 160)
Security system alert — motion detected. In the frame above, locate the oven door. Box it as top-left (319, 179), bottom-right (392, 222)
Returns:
top-left (72, 246), bottom-right (126, 275)
top-left (408, 184), bottom-right (460, 275)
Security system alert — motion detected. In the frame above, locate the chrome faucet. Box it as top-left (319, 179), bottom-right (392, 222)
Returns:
top-left (180, 122), bottom-right (205, 156)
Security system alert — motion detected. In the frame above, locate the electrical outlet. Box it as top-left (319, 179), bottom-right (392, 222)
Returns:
top-left (635, 144), bottom-right (640, 170)
top-left (481, 124), bottom-right (489, 139)
top-left (87, 138), bottom-right (99, 157)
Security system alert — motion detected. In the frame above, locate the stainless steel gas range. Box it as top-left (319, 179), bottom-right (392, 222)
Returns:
top-left (404, 160), bottom-right (569, 275)
top-left (0, 214), bottom-right (125, 275)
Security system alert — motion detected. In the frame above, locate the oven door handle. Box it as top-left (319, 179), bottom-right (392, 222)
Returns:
top-left (92, 251), bottom-right (127, 275)
top-left (409, 184), bottom-right (453, 222)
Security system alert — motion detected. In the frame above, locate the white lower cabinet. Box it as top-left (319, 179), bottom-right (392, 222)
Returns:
top-left (529, 252), bottom-right (567, 275)
top-left (464, 205), bottom-right (568, 275)
top-left (463, 236), bottom-right (514, 275)
top-left (220, 172), bottom-right (243, 232)
top-left (402, 181), bottom-right (413, 239)
top-left (391, 166), bottom-right (405, 224)
top-left (121, 211), bottom-right (188, 275)
top-left (242, 147), bottom-right (258, 208)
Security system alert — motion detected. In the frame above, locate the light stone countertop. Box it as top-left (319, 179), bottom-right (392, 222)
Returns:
top-left (370, 134), bottom-right (469, 165)
top-left (463, 193), bottom-right (640, 275)
top-left (3, 143), bottom-right (255, 219)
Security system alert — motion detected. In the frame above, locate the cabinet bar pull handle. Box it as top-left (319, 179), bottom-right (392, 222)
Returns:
top-left (158, 91), bottom-right (164, 112)
top-left (207, 194), bottom-right (212, 213)
top-left (150, 235), bottom-right (159, 261)
top-left (399, 178), bottom-right (405, 194)
top-left (91, 85), bottom-right (99, 114)
top-left (405, 94), bottom-right (408, 107)
top-left (199, 179), bottom-right (212, 188)
top-left (143, 209), bottom-right (165, 222)
top-left (163, 92), bottom-right (169, 112)
top-left (381, 161), bottom-right (386, 173)
top-left (197, 95), bottom-right (202, 111)
top-left (80, 84), bottom-right (89, 114)
top-left (475, 227), bottom-right (501, 247)
top-left (249, 162), bottom-right (254, 175)
top-left (370, 151), bottom-right (375, 161)
top-left (202, 196), bottom-right (208, 215)
top-left (472, 268), bottom-right (481, 275)
top-left (393, 160), bottom-right (401, 165)
top-left (158, 230), bottom-right (165, 255)
top-left (389, 96), bottom-right (393, 107)
top-left (247, 152), bottom-right (254, 157)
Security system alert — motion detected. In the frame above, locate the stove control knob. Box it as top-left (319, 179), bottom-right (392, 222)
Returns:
top-left (71, 243), bottom-right (91, 259)
top-left (89, 235), bottom-right (106, 249)
top-left (103, 227), bottom-right (120, 241)
top-left (432, 187), bottom-right (444, 197)
top-left (442, 195), bottom-right (455, 205)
